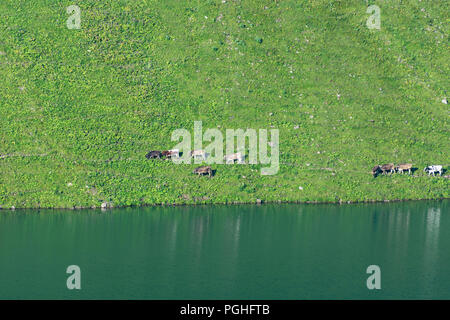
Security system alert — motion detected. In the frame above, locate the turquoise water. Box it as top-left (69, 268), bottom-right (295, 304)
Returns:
top-left (0, 201), bottom-right (448, 299)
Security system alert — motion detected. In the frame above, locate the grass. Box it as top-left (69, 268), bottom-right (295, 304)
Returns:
top-left (0, 0), bottom-right (448, 209)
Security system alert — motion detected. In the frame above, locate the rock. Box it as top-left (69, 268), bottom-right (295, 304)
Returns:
top-left (442, 98), bottom-right (447, 104)
top-left (298, 186), bottom-right (303, 190)
top-left (101, 202), bottom-right (114, 210)
top-left (11, 206), bottom-right (15, 210)
top-left (256, 199), bottom-right (262, 204)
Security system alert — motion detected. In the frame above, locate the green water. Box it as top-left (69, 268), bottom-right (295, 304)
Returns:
top-left (0, 201), bottom-right (448, 299)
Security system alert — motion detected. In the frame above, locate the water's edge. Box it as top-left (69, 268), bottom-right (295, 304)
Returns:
top-left (2, 197), bottom-right (449, 211)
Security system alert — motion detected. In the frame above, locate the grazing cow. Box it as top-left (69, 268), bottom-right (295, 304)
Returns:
top-left (224, 152), bottom-right (245, 164)
top-left (424, 165), bottom-right (443, 176)
top-left (145, 150), bottom-right (162, 159)
top-left (396, 163), bottom-right (413, 174)
top-left (193, 166), bottom-right (213, 177)
top-left (372, 165), bottom-right (382, 177)
top-left (191, 149), bottom-right (207, 160)
top-left (381, 163), bottom-right (395, 174)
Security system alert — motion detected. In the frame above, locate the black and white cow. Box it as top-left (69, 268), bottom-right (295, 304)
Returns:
top-left (424, 165), bottom-right (443, 176)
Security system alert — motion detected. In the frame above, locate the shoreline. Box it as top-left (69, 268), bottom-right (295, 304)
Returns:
top-left (1, 197), bottom-right (448, 211)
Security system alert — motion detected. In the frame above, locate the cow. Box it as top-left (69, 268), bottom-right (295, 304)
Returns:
top-left (193, 166), bottom-right (213, 177)
top-left (396, 163), bottom-right (413, 174)
top-left (224, 152), bottom-right (245, 164)
top-left (162, 149), bottom-right (180, 160)
top-left (145, 150), bottom-right (162, 159)
top-left (169, 149), bottom-right (180, 159)
top-left (372, 165), bottom-right (382, 177)
top-left (381, 163), bottom-right (395, 174)
top-left (424, 165), bottom-right (443, 176)
top-left (190, 149), bottom-right (207, 161)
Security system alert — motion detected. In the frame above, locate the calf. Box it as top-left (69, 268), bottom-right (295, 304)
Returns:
top-left (224, 152), bottom-right (245, 164)
top-left (424, 165), bottom-right (443, 176)
top-left (193, 166), bottom-right (213, 177)
top-left (381, 163), bottom-right (395, 174)
top-left (145, 150), bottom-right (162, 159)
top-left (396, 163), bottom-right (412, 174)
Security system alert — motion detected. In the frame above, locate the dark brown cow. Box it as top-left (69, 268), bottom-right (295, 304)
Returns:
top-left (193, 166), bottom-right (213, 177)
top-left (372, 165), bottom-right (382, 177)
top-left (145, 150), bottom-right (162, 159)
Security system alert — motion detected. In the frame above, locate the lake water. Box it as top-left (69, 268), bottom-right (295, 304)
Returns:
top-left (0, 201), bottom-right (448, 299)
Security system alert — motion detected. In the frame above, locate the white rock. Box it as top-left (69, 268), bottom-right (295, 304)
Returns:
top-left (298, 186), bottom-right (303, 190)
top-left (442, 98), bottom-right (447, 104)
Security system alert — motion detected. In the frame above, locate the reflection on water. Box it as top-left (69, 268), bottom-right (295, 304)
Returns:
top-left (424, 207), bottom-right (441, 292)
top-left (0, 200), bottom-right (448, 299)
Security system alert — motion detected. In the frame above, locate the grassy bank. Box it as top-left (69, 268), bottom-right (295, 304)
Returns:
top-left (0, 0), bottom-right (448, 209)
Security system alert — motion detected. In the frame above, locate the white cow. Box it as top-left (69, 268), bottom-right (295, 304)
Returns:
top-left (224, 152), bottom-right (245, 164)
top-left (191, 149), bottom-right (207, 160)
top-left (424, 165), bottom-right (443, 176)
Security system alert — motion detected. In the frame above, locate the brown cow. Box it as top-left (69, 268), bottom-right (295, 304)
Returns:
top-left (162, 149), bottom-right (180, 160)
top-left (381, 163), bottom-right (395, 174)
top-left (193, 166), bottom-right (213, 177)
top-left (161, 151), bottom-right (172, 159)
top-left (396, 163), bottom-right (412, 174)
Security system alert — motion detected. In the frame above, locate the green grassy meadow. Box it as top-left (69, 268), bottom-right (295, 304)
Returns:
top-left (0, 0), bottom-right (448, 209)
